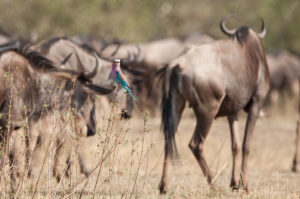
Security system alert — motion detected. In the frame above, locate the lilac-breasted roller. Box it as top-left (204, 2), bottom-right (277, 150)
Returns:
top-left (110, 59), bottom-right (136, 101)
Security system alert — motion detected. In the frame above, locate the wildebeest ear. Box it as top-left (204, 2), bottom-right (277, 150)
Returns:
top-left (61, 52), bottom-right (73, 65)
top-left (83, 54), bottom-right (99, 79)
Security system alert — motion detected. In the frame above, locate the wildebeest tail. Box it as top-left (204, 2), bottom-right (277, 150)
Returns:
top-left (161, 65), bottom-right (182, 158)
top-left (87, 94), bottom-right (96, 136)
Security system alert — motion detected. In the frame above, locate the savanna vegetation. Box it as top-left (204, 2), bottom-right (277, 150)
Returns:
top-left (0, 0), bottom-right (299, 51)
top-left (0, 1), bottom-right (300, 198)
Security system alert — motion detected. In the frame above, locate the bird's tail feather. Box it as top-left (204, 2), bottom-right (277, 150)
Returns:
top-left (127, 89), bottom-right (136, 102)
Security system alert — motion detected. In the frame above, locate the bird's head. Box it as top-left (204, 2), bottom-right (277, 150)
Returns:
top-left (112, 59), bottom-right (121, 68)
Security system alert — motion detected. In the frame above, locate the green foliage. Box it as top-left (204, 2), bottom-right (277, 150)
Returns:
top-left (0, 0), bottom-right (299, 51)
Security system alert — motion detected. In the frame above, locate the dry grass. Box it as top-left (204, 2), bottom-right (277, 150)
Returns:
top-left (1, 100), bottom-right (300, 198)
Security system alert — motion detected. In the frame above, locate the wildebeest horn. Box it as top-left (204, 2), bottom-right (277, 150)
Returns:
top-left (220, 13), bottom-right (237, 36)
top-left (61, 52), bottom-right (73, 65)
top-left (74, 49), bottom-right (86, 72)
top-left (83, 53), bottom-right (99, 79)
top-left (257, 18), bottom-right (266, 39)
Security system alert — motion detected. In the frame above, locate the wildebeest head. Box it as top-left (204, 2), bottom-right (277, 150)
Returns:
top-left (158, 15), bottom-right (270, 194)
top-left (34, 37), bottom-right (146, 119)
top-left (0, 42), bottom-right (115, 134)
top-left (218, 14), bottom-right (269, 78)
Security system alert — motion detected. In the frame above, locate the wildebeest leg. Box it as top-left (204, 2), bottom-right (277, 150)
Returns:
top-left (8, 129), bottom-right (20, 193)
top-left (9, 149), bottom-right (18, 193)
top-left (292, 79), bottom-right (300, 172)
top-left (292, 113), bottom-right (300, 172)
top-left (0, 124), bottom-right (5, 167)
top-left (241, 102), bottom-right (260, 193)
top-left (87, 96), bottom-right (96, 136)
top-left (28, 134), bottom-right (43, 177)
top-left (53, 138), bottom-right (64, 182)
top-left (290, 79), bottom-right (299, 98)
top-left (64, 156), bottom-right (72, 179)
top-left (159, 94), bottom-right (185, 194)
top-left (24, 127), bottom-right (33, 178)
top-left (78, 152), bottom-right (91, 177)
top-left (227, 113), bottom-right (240, 190)
top-left (3, 125), bottom-right (18, 193)
top-left (121, 91), bottom-right (134, 119)
top-left (188, 115), bottom-right (214, 186)
top-left (159, 142), bottom-right (170, 194)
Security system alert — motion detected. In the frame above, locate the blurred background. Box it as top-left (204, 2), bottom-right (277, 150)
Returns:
top-left (0, 0), bottom-right (299, 51)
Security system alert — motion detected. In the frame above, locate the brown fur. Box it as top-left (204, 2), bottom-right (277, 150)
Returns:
top-left (159, 17), bottom-right (270, 194)
top-left (0, 45), bottom-right (114, 192)
top-left (266, 50), bottom-right (300, 109)
top-left (34, 38), bottom-right (136, 119)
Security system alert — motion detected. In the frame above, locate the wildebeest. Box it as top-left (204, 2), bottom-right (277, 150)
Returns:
top-left (259, 49), bottom-right (300, 172)
top-left (33, 37), bottom-right (141, 119)
top-left (0, 42), bottom-right (115, 192)
top-left (265, 50), bottom-right (300, 112)
top-left (293, 87), bottom-right (300, 173)
top-left (98, 35), bottom-right (215, 117)
top-left (158, 14), bottom-right (269, 194)
top-left (97, 38), bottom-right (185, 116)
top-left (268, 51), bottom-right (300, 171)
top-left (30, 37), bottom-right (144, 180)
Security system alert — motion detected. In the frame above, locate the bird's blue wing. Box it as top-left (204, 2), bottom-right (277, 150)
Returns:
top-left (116, 72), bottom-right (136, 101)
top-left (116, 72), bottom-right (128, 88)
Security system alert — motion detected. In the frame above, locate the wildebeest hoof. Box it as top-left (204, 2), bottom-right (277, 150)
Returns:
top-left (230, 181), bottom-right (239, 191)
top-left (121, 111), bottom-right (131, 119)
top-left (292, 160), bottom-right (298, 172)
top-left (159, 182), bottom-right (167, 194)
top-left (231, 185), bottom-right (240, 192)
top-left (56, 175), bottom-right (61, 183)
top-left (246, 188), bottom-right (250, 194)
top-left (209, 184), bottom-right (217, 191)
top-left (244, 185), bottom-right (250, 194)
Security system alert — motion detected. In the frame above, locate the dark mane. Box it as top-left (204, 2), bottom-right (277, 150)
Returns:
top-left (25, 51), bottom-right (58, 72)
top-left (233, 26), bottom-right (250, 45)
top-left (0, 40), bottom-right (29, 55)
top-left (0, 39), bottom-right (58, 72)
top-left (238, 26), bottom-right (268, 79)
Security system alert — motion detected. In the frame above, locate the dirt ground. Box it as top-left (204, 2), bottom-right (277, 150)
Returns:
top-left (3, 102), bottom-right (300, 199)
